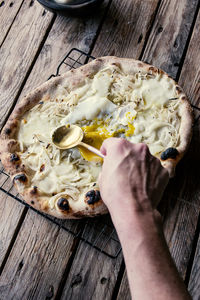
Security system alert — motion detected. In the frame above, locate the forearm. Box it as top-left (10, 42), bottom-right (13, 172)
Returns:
top-left (111, 211), bottom-right (191, 300)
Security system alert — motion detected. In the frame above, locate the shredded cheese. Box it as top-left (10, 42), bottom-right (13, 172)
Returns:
top-left (17, 65), bottom-right (181, 209)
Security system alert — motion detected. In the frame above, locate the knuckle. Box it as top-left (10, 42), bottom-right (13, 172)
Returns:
top-left (137, 143), bottom-right (150, 155)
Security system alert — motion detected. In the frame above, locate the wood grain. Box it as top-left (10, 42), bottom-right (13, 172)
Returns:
top-left (142, 0), bottom-right (199, 79)
top-left (60, 241), bottom-right (123, 300)
top-left (181, 11), bottom-right (200, 299)
top-left (0, 209), bottom-right (79, 299)
top-left (92, 0), bottom-right (160, 58)
top-left (0, 0), bottom-right (54, 129)
top-left (188, 232), bottom-right (200, 300)
top-left (162, 7), bottom-right (200, 280)
top-left (117, 0), bottom-right (200, 298)
top-left (0, 0), bottom-right (24, 47)
top-left (18, 0), bottom-right (110, 99)
top-left (178, 10), bottom-right (200, 106)
top-left (116, 271), bottom-right (131, 300)
top-left (0, 189), bottom-right (24, 268)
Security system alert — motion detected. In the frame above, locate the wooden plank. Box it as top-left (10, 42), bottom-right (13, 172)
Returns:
top-left (188, 232), bottom-right (200, 300)
top-left (116, 271), bottom-right (131, 300)
top-left (142, 0), bottom-right (199, 79)
top-left (180, 11), bottom-right (200, 298)
top-left (117, 1), bottom-right (200, 298)
top-left (162, 8), bottom-right (200, 280)
top-left (0, 209), bottom-right (79, 299)
top-left (0, 0), bottom-right (54, 129)
top-left (92, 0), bottom-right (160, 58)
top-left (60, 241), bottom-right (123, 300)
top-left (18, 0), bottom-right (110, 100)
top-left (178, 10), bottom-right (200, 105)
top-left (0, 0), bottom-right (24, 47)
top-left (0, 189), bottom-right (25, 268)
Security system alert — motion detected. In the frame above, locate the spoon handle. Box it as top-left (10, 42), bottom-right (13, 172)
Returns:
top-left (79, 142), bottom-right (105, 159)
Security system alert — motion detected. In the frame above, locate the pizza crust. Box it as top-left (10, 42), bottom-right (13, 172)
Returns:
top-left (0, 57), bottom-right (193, 219)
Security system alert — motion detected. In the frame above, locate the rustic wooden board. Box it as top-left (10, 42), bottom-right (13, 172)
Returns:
top-left (60, 242), bottom-right (123, 300)
top-left (142, 0), bottom-right (199, 79)
top-left (18, 0), bottom-right (110, 99)
top-left (188, 232), bottom-right (200, 300)
top-left (0, 0), bottom-right (54, 129)
top-left (0, 0), bottom-right (24, 47)
top-left (178, 10), bottom-right (200, 105)
top-left (117, 1), bottom-right (200, 298)
top-left (116, 270), bottom-right (131, 300)
top-left (0, 189), bottom-right (25, 269)
top-left (92, 0), bottom-right (160, 58)
top-left (162, 6), bottom-right (200, 280)
top-left (0, 209), bottom-right (80, 299)
top-left (180, 11), bottom-right (200, 299)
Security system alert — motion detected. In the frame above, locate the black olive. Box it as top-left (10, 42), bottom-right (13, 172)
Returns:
top-left (13, 174), bottom-right (27, 183)
top-left (86, 190), bottom-right (101, 205)
top-left (10, 153), bottom-right (20, 162)
top-left (57, 198), bottom-right (70, 211)
top-left (161, 148), bottom-right (179, 160)
top-left (30, 186), bottom-right (37, 195)
top-left (5, 128), bottom-right (11, 135)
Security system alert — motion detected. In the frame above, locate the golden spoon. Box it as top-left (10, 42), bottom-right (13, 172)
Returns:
top-left (52, 124), bottom-right (105, 159)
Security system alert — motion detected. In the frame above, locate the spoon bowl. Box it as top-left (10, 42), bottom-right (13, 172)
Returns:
top-left (52, 124), bottom-right (83, 149)
top-left (52, 124), bottom-right (105, 159)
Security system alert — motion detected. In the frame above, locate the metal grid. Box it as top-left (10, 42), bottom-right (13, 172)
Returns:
top-left (0, 48), bottom-right (122, 259)
top-left (0, 48), bottom-right (200, 259)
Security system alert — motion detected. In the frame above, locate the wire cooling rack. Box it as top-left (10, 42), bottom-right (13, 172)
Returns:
top-left (0, 48), bottom-right (122, 259)
top-left (0, 48), bottom-right (200, 259)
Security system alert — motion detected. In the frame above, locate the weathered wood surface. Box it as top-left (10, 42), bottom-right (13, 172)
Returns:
top-left (60, 242), bottom-right (123, 299)
top-left (0, 0), bottom-right (54, 129)
top-left (180, 10), bottom-right (200, 300)
top-left (188, 231), bottom-right (200, 300)
top-left (162, 6), bottom-right (200, 281)
top-left (0, 209), bottom-right (80, 300)
top-left (92, 0), bottom-right (160, 58)
top-left (0, 1), bottom-right (161, 298)
top-left (0, 188), bottom-right (25, 269)
top-left (19, 0), bottom-right (110, 99)
top-left (0, 0), bottom-right (199, 299)
top-left (142, 0), bottom-right (199, 78)
top-left (0, 0), bottom-right (24, 47)
top-left (117, 1), bottom-right (200, 298)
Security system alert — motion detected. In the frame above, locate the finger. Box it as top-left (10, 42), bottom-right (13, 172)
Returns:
top-left (100, 137), bottom-right (119, 156)
top-left (100, 137), bottom-right (131, 156)
top-left (98, 171), bottom-right (102, 185)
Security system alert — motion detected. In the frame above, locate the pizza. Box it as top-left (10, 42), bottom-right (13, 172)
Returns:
top-left (0, 57), bottom-right (193, 219)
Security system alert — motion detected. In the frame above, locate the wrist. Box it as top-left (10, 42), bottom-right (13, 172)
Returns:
top-left (111, 209), bottom-right (162, 244)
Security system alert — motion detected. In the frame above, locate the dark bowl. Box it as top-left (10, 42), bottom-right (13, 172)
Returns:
top-left (37, 0), bottom-right (104, 16)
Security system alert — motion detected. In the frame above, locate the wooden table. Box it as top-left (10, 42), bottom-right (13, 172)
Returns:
top-left (0, 0), bottom-right (200, 299)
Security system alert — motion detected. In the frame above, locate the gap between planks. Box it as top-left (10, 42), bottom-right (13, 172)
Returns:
top-left (0, 1), bottom-right (198, 298)
top-left (0, 14), bottom-right (56, 133)
top-left (175, 1), bottom-right (200, 81)
top-left (0, 0), bottom-right (25, 48)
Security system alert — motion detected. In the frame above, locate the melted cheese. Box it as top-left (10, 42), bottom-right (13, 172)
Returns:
top-left (17, 65), bottom-right (181, 209)
top-left (62, 96), bottom-right (116, 124)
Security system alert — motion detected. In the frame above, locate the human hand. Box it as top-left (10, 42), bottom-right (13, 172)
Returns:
top-left (98, 138), bottom-right (169, 224)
